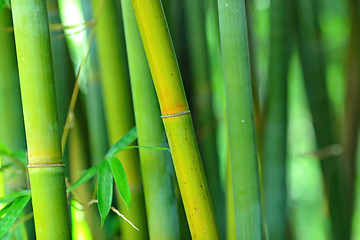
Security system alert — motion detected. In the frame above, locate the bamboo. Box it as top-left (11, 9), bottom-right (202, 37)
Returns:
top-left (183, 1), bottom-right (225, 237)
top-left (121, 0), bottom-right (180, 238)
top-left (10, 0), bottom-right (71, 239)
top-left (0, 7), bottom-right (31, 239)
top-left (294, 0), bottom-right (348, 238)
top-left (91, 0), bottom-right (148, 238)
top-left (342, 0), bottom-right (360, 237)
top-left (262, 0), bottom-right (291, 238)
top-left (218, 0), bottom-right (262, 239)
top-left (131, 0), bottom-right (219, 238)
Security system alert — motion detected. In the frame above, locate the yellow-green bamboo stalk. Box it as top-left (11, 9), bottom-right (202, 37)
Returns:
top-left (131, 0), bottom-right (219, 238)
top-left (121, 0), bottom-right (180, 238)
top-left (10, 0), bottom-right (71, 239)
top-left (91, 0), bottom-right (148, 238)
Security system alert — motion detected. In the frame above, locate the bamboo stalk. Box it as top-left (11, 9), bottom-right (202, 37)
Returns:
top-left (183, 1), bottom-right (225, 237)
top-left (294, 0), bottom-right (348, 238)
top-left (218, 0), bottom-right (262, 238)
top-left (0, 7), bottom-right (31, 239)
top-left (131, 0), bottom-right (219, 238)
top-left (262, 0), bottom-right (292, 238)
top-left (90, 0), bottom-right (148, 238)
top-left (342, 0), bottom-right (360, 237)
top-left (10, 0), bottom-right (71, 239)
top-left (121, 0), bottom-right (180, 238)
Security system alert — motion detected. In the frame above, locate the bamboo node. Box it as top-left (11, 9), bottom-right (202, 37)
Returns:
top-left (161, 110), bottom-right (191, 119)
top-left (27, 163), bottom-right (65, 168)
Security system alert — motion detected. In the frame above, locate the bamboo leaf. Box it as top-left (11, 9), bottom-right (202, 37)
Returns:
top-left (104, 127), bottom-right (137, 158)
top-left (67, 164), bottom-right (99, 193)
top-left (0, 194), bottom-right (31, 238)
top-left (97, 160), bottom-right (113, 226)
top-left (0, 202), bottom-right (12, 217)
top-left (107, 157), bottom-right (131, 209)
top-left (0, 190), bottom-right (30, 205)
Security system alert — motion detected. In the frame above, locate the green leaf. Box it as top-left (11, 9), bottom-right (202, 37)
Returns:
top-left (97, 160), bottom-right (113, 226)
top-left (107, 157), bottom-right (131, 209)
top-left (0, 190), bottom-right (30, 205)
top-left (104, 127), bottom-right (137, 158)
top-left (0, 202), bottom-right (13, 217)
top-left (0, 194), bottom-right (31, 238)
top-left (11, 151), bottom-right (27, 167)
top-left (67, 165), bottom-right (99, 193)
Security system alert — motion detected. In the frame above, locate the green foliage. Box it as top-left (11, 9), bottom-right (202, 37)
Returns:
top-left (104, 127), bottom-right (137, 158)
top-left (0, 194), bottom-right (31, 238)
top-left (107, 157), bottom-right (131, 209)
top-left (66, 165), bottom-right (100, 193)
top-left (98, 160), bottom-right (113, 226)
top-left (0, 190), bottom-right (30, 205)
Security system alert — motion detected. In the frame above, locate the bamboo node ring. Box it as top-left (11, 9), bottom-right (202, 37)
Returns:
top-left (161, 110), bottom-right (191, 119)
top-left (27, 163), bottom-right (65, 168)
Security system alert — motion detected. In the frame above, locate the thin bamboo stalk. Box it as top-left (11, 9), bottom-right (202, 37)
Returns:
top-left (294, 0), bottom-right (348, 238)
top-left (342, 0), bottom-right (360, 237)
top-left (91, 0), bottom-right (148, 238)
top-left (10, 0), bottom-right (71, 239)
top-left (218, 0), bottom-right (262, 238)
top-left (131, 0), bottom-right (219, 238)
top-left (262, 0), bottom-right (291, 238)
top-left (183, 1), bottom-right (225, 237)
top-left (0, 7), bottom-right (31, 239)
top-left (121, 0), bottom-right (180, 238)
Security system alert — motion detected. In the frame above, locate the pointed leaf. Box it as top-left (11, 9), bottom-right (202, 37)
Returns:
top-left (0, 190), bottom-right (30, 205)
top-left (97, 160), bottom-right (113, 226)
top-left (67, 164), bottom-right (99, 193)
top-left (107, 157), bottom-right (131, 209)
top-left (0, 194), bottom-right (31, 238)
top-left (104, 127), bottom-right (137, 158)
top-left (0, 202), bottom-right (13, 217)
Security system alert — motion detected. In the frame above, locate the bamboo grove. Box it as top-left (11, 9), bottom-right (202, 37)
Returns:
top-left (0, 0), bottom-right (359, 239)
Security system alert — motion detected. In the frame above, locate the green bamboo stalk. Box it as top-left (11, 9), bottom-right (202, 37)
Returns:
top-left (68, 97), bottom-right (105, 240)
top-left (218, 0), bottom-right (262, 238)
top-left (90, 0), bottom-right (148, 238)
top-left (0, 7), bottom-right (31, 239)
top-left (294, 0), bottom-right (348, 238)
top-left (226, 153), bottom-right (236, 240)
top-left (343, 0), bottom-right (360, 237)
top-left (204, 0), bottom-right (227, 190)
top-left (262, 0), bottom-right (291, 238)
top-left (10, 0), bottom-right (71, 239)
top-left (131, 0), bottom-right (219, 238)
top-left (121, 0), bottom-right (180, 238)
